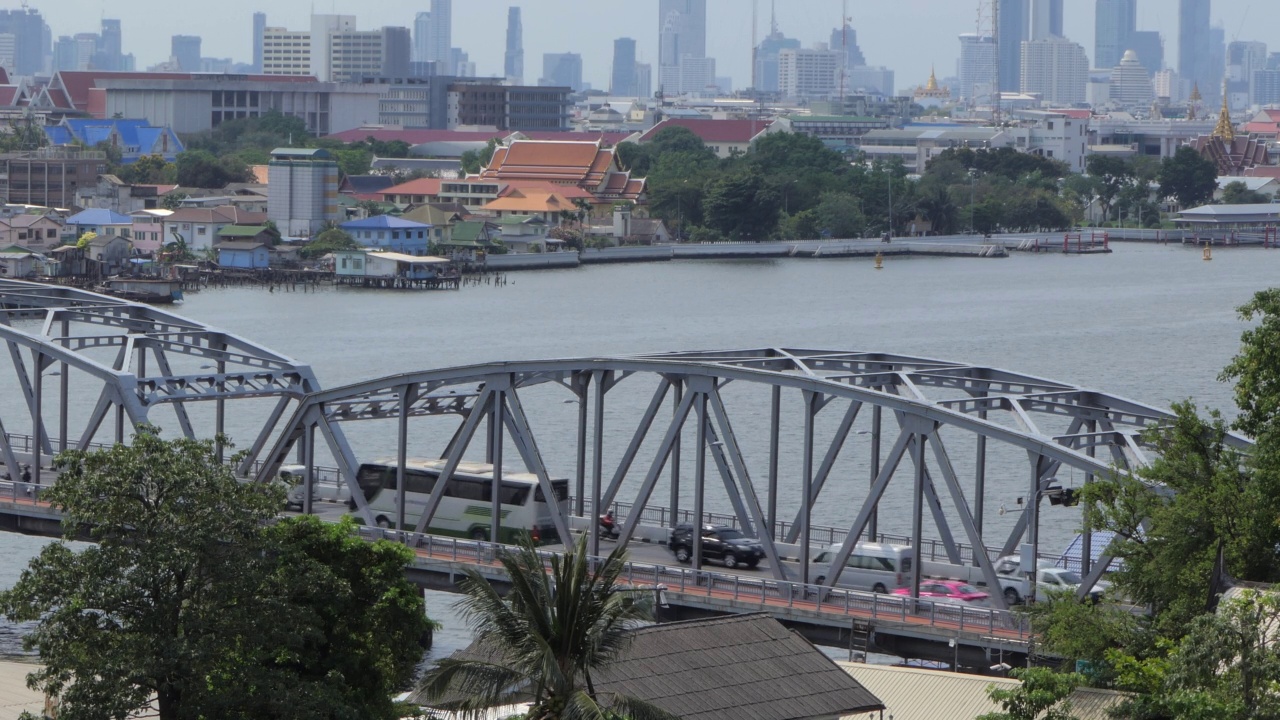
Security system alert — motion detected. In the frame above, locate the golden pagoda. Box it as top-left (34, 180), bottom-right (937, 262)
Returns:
top-left (913, 66), bottom-right (951, 105)
top-left (1212, 80), bottom-right (1235, 142)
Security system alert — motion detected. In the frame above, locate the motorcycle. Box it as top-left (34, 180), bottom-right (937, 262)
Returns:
top-left (598, 511), bottom-right (620, 540)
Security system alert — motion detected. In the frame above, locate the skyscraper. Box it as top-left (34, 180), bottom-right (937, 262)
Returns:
top-left (1029, 0), bottom-right (1063, 41)
top-left (658, 0), bottom-right (710, 93)
top-left (413, 12), bottom-right (430, 63)
top-left (611, 37), bottom-right (637, 96)
top-left (0, 8), bottom-right (48, 76)
top-left (99, 19), bottom-right (122, 69)
top-left (1179, 0), bottom-right (1213, 98)
top-left (1129, 31), bottom-right (1164, 77)
top-left (997, 0), bottom-right (1028, 95)
top-left (504, 7), bottom-right (523, 84)
top-left (541, 53), bottom-right (583, 92)
top-left (1095, 0), bottom-right (1136, 72)
top-left (959, 33), bottom-right (998, 103)
top-left (428, 0), bottom-right (452, 67)
top-left (171, 35), bottom-right (202, 72)
top-left (1020, 36), bottom-right (1088, 104)
top-left (252, 12), bottom-right (266, 72)
top-left (829, 24), bottom-right (866, 69)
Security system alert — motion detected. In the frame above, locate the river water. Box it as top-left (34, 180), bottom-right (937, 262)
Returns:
top-left (2, 243), bottom-right (1276, 660)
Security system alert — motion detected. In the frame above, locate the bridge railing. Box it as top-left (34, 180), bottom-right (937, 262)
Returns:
top-left (353, 525), bottom-right (1033, 642)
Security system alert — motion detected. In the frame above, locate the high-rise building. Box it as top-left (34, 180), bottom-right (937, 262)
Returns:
top-left (413, 12), bottom-right (430, 64)
top-left (997, 0), bottom-right (1029, 95)
top-left (778, 46), bottom-right (842, 99)
top-left (611, 37), bottom-right (637, 96)
top-left (53, 36), bottom-right (78, 72)
top-left (1020, 36), bottom-right (1088, 104)
top-left (1110, 49), bottom-right (1154, 106)
top-left (1029, 0), bottom-right (1063, 40)
top-left (847, 66), bottom-right (894, 96)
top-left (1254, 69), bottom-right (1280, 105)
top-left (428, 0), bottom-right (452, 67)
top-left (829, 24), bottom-right (866, 69)
top-left (1179, 0), bottom-right (1213, 100)
top-left (540, 53), bottom-right (583, 92)
top-left (268, 147), bottom-right (340, 238)
top-left (959, 33), bottom-right (998, 103)
top-left (252, 12), bottom-right (267, 72)
top-left (1227, 40), bottom-right (1267, 104)
top-left (504, 7), bottom-right (523, 84)
top-left (99, 19), bottom-right (122, 70)
top-left (659, 0), bottom-right (710, 94)
top-left (171, 35), bottom-right (202, 73)
top-left (0, 8), bottom-right (48, 76)
top-left (755, 30), bottom-right (799, 93)
top-left (1095, 0), bottom-right (1136, 72)
top-left (1129, 31), bottom-right (1163, 77)
top-left (635, 63), bottom-right (653, 98)
top-left (262, 27), bottom-right (312, 76)
top-left (1208, 25), bottom-right (1226, 102)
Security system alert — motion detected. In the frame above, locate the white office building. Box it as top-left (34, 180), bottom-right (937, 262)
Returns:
top-left (958, 34), bottom-right (998, 104)
top-left (1020, 37), bottom-right (1089, 105)
top-left (262, 28), bottom-right (312, 76)
top-left (778, 45), bottom-right (842, 99)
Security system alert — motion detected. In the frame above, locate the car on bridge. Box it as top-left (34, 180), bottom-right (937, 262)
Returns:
top-left (892, 580), bottom-right (989, 606)
top-left (993, 555), bottom-right (1110, 605)
top-left (668, 524), bottom-right (765, 569)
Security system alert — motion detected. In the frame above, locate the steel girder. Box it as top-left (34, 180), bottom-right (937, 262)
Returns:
top-left (0, 279), bottom-right (332, 479)
top-left (259, 348), bottom-right (1233, 607)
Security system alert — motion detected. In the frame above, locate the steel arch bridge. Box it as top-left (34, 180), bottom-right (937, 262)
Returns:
top-left (0, 279), bottom-right (335, 485)
top-left (257, 347), bottom-right (1231, 609)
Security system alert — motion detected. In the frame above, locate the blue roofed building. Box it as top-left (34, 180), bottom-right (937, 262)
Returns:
top-left (44, 118), bottom-right (184, 164)
top-left (65, 208), bottom-right (134, 239)
top-left (339, 215), bottom-right (433, 255)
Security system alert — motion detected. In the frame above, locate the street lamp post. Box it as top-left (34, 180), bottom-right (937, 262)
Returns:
top-left (969, 170), bottom-right (977, 234)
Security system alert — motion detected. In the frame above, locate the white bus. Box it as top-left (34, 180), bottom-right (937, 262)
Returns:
top-left (352, 458), bottom-right (569, 544)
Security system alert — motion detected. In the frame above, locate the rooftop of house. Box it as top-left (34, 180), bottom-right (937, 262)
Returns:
top-left (66, 208), bottom-right (132, 225)
top-left (480, 140), bottom-right (616, 186)
top-left (380, 178), bottom-right (443, 198)
top-left (213, 241), bottom-right (268, 251)
top-left (638, 117), bottom-right (775, 145)
top-left (481, 189), bottom-right (579, 214)
top-left (164, 207), bottom-right (267, 225)
top-left (341, 175), bottom-right (397, 195)
top-left (217, 225), bottom-right (276, 238)
top-left (340, 215), bottom-right (432, 230)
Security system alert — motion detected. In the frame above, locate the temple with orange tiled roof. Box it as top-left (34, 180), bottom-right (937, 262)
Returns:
top-left (477, 138), bottom-right (645, 206)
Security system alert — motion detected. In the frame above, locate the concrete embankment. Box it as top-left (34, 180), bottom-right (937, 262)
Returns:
top-left (571, 241), bottom-right (1007, 266)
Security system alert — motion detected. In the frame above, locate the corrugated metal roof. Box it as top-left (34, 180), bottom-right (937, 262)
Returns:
top-left (839, 663), bottom-right (1127, 720)
top-left (367, 251), bottom-right (449, 264)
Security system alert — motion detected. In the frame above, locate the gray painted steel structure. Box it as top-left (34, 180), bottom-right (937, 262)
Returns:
top-left (1, 279), bottom-right (1239, 613)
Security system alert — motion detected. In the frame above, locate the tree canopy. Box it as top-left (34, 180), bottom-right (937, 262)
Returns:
top-left (0, 429), bottom-right (429, 720)
top-left (302, 228), bottom-right (360, 258)
top-left (1158, 147), bottom-right (1218, 210)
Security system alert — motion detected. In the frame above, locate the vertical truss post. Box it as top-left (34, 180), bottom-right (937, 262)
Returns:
top-left (5, 331), bottom-right (52, 455)
top-left (785, 399), bottom-right (861, 544)
top-left (590, 370), bottom-right (608, 519)
top-left (573, 371), bottom-right (589, 516)
top-left (691, 388), bottom-right (708, 571)
top-left (1082, 420), bottom-right (1096, 575)
top-left (490, 383), bottom-right (506, 544)
top-left (31, 350), bottom-right (42, 485)
top-left (396, 384), bottom-right (411, 532)
top-left (767, 384), bottom-right (780, 538)
top-left (869, 405), bottom-right (882, 540)
top-left (214, 338), bottom-right (226, 462)
top-left (0, 414), bottom-right (21, 483)
top-left (670, 379), bottom-right (683, 527)
top-left (302, 420), bottom-right (315, 516)
top-left (975, 410), bottom-right (988, 562)
top-left (115, 402), bottom-right (125, 444)
top-left (1027, 452), bottom-right (1043, 605)
top-left (800, 390), bottom-right (818, 582)
top-left (58, 317), bottom-right (69, 453)
top-left (909, 428), bottom-right (926, 600)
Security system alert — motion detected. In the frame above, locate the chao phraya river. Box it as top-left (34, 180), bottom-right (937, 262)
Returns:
top-left (1, 243), bottom-right (1276, 659)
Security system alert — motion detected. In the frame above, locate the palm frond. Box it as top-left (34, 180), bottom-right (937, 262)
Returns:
top-left (602, 692), bottom-right (684, 720)
top-left (417, 657), bottom-right (530, 711)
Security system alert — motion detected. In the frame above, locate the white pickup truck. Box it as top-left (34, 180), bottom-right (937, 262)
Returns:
top-left (278, 465), bottom-right (352, 510)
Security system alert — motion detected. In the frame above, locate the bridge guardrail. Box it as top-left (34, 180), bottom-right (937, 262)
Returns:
top-left (353, 525), bottom-right (1033, 642)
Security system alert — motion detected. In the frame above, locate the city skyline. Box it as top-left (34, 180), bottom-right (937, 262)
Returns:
top-left (34, 0), bottom-right (1280, 93)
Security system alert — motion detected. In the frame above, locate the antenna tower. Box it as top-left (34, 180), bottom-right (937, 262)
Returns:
top-left (840, 0), bottom-right (849, 103)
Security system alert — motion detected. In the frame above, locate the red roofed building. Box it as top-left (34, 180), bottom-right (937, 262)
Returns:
top-left (379, 178), bottom-right (444, 206)
top-left (638, 118), bottom-right (774, 158)
top-left (1240, 109), bottom-right (1280, 139)
top-left (478, 139), bottom-right (644, 203)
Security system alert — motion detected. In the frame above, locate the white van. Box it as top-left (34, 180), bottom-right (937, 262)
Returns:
top-left (811, 542), bottom-right (915, 593)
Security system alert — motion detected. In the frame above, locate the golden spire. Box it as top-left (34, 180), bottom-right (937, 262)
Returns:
top-left (1213, 80), bottom-right (1235, 142)
top-left (926, 65), bottom-right (939, 91)
top-left (1189, 82), bottom-right (1202, 103)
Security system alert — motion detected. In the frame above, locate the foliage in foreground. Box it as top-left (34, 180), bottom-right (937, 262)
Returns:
top-left (417, 534), bottom-right (677, 720)
top-left (0, 428), bottom-right (429, 720)
top-left (978, 667), bottom-right (1082, 720)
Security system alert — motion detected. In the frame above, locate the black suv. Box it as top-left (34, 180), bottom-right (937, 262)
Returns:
top-left (668, 524), bottom-right (765, 569)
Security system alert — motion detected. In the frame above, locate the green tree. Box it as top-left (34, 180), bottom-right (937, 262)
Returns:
top-left (1022, 594), bottom-right (1140, 681)
top-left (1158, 147), bottom-right (1218, 210)
top-left (160, 191), bottom-right (188, 211)
top-left (978, 668), bottom-right (1082, 720)
top-left (0, 429), bottom-right (429, 720)
top-left (302, 228), bottom-right (360, 258)
top-left (702, 168), bottom-right (781, 240)
top-left (460, 138), bottom-right (500, 175)
top-left (118, 154), bottom-right (174, 185)
top-left (417, 535), bottom-right (677, 720)
top-left (1080, 401), bottom-right (1280, 637)
top-left (813, 192), bottom-right (866, 238)
top-left (1221, 289), bottom-right (1280, 440)
top-left (174, 149), bottom-right (252, 188)
top-left (0, 115), bottom-right (48, 152)
top-left (1086, 155), bottom-right (1136, 223)
top-left (1220, 180), bottom-right (1271, 205)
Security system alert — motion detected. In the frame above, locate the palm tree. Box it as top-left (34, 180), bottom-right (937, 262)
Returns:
top-left (417, 534), bottom-right (678, 720)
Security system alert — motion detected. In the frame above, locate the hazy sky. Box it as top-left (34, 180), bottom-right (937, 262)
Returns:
top-left (41, 0), bottom-right (1280, 91)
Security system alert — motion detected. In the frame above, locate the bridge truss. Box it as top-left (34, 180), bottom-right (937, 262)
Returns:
top-left (0, 279), bottom-right (330, 484)
top-left (259, 347), bottom-right (1231, 610)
